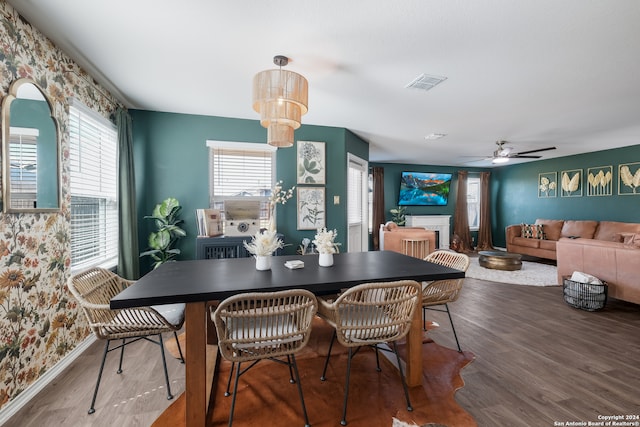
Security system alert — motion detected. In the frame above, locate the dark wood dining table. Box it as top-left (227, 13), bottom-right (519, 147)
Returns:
top-left (111, 250), bottom-right (464, 427)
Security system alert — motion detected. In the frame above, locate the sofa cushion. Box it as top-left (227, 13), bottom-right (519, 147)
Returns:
top-left (561, 220), bottom-right (598, 239)
top-left (622, 233), bottom-right (640, 248)
top-left (513, 236), bottom-right (541, 248)
top-left (594, 221), bottom-right (640, 242)
top-left (521, 223), bottom-right (545, 239)
top-left (535, 219), bottom-right (564, 241)
top-left (539, 239), bottom-right (557, 251)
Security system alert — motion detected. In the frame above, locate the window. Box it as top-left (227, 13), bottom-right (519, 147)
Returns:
top-left (69, 100), bottom-right (118, 271)
top-left (467, 176), bottom-right (480, 231)
top-left (347, 153), bottom-right (368, 252)
top-left (207, 141), bottom-right (276, 228)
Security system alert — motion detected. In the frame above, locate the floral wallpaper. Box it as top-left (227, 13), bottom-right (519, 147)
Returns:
top-left (0, 3), bottom-right (121, 409)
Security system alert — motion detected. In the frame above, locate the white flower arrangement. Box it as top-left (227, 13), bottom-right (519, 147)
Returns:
top-left (243, 229), bottom-right (285, 257)
top-left (267, 180), bottom-right (295, 231)
top-left (312, 227), bottom-right (341, 254)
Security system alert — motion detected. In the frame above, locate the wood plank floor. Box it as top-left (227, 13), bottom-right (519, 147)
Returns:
top-left (5, 276), bottom-right (640, 427)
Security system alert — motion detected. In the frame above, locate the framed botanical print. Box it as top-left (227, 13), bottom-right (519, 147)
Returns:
top-left (618, 162), bottom-right (640, 195)
top-left (297, 187), bottom-right (325, 230)
top-left (538, 172), bottom-right (557, 198)
top-left (586, 166), bottom-right (613, 196)
top-left (297, 141), bottom-right (325, 184)
top-left (560, 169), bottom-right (582, 197)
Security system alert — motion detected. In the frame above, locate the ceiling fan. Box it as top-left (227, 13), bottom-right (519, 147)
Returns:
top-left (471, 141), bottom-right (556, 164)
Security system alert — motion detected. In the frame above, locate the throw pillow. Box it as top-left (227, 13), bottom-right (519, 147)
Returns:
top-left (521, 223), bottom-right (545, 239)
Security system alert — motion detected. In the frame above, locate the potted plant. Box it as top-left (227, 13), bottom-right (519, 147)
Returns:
top-left (140, 197), bottom-right (186, 269)
top-left (243, 229), bottom-right (285, 270)
top-left (312, 228), bottom-right (341, 267)
top-left (390, 205), bottom-right (407, 226)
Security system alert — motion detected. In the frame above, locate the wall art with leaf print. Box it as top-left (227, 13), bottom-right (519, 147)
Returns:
top-left (297, 141), bottom-right (325, 184)
top-left (587, 166), bottom-right (613, 197)
top-left (560, 169), bottom-right (582, 197)
top-left (618, 162), bottom-right (640, 195)
top-left (538, 172), bottom-right (557, 198)
top-left (297, 187), bottom-right (325, 230)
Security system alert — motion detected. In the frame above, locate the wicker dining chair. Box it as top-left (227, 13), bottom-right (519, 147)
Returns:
top-left (212, 289), bottom-right (318, 427)
top-left (422, 250), bottom-right (470, 352)
top-left (67, 267), bottom-right (185, 414)
top-left (317, 280), bottom-right (421, 426)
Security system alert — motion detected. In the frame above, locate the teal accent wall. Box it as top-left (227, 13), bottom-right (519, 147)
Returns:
top-left (369, 162), bottom-right (488, 245)
top-left (492, 144), bottom-right (640, 247)
top-left (130, 110), bottom-right (368, 271)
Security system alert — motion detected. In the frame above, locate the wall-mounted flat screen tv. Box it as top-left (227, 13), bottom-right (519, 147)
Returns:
top-left (398, 172), bottom-right (452, 206)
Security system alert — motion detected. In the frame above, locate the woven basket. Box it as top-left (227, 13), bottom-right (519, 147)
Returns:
top-left (562, 276), bottom-right (607, 311)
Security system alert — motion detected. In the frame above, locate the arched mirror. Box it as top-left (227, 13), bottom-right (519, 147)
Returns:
top-left (1, 78), bottom-right (60, 213)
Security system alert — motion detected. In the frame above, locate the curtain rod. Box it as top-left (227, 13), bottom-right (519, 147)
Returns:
top-left (64, 70), bottom-right (120, 108)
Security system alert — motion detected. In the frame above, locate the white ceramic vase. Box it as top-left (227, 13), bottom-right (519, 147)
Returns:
top-left (255, 255), bottom-right (272, 271)
top-left (319, 253), bottom-right (334, 267)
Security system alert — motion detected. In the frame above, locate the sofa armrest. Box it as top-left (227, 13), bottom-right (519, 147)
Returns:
top-left (505, 224), bottom-right (521, 244)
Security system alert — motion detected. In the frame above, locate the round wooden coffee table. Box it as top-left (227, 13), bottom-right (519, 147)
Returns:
top-left (478, 250), bottom-right (523, 271)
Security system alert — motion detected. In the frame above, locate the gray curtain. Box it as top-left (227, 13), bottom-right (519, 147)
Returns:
top-left (116, 109), bottom-right (140, 279)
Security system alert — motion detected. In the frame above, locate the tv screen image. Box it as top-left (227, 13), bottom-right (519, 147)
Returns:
top-left (398, 172), bottom-right (452, 206)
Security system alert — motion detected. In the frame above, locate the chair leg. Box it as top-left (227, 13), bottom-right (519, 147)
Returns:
top-left (225, 362), bottom-right (235, 397)
top-left (287, 355), bottom-right (296, 384)
top-left (228, 361), bottom-right (242, 427)
top-left (117, 338), bottom-right (126, 374)
top-left (392, 341), bottom-right (413, 412)
top-left (340, 347), bottom-right (353, 426)
top-left (444, 303), bottom-right (462, 352)
top-left (157, 334), bottom-right (174, 400)
top-left (290, 354), bottom-right (311, 427)
top-left (374, 345), bottom-right (381, 372)
top-left (173, 331), bottom-right (185, 363)
top-left (320, 330), bottom-right (337, 381)
top-left (89, 339), bottom-right (111, 414)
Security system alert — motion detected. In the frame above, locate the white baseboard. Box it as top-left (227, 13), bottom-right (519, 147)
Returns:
top-left (0, 335), bottom-right (97, 426)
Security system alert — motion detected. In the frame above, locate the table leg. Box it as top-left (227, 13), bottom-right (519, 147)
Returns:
top-left (185, 302), bottom-right (207, 427)
top-left (405, 291), bottom-right (423, 387)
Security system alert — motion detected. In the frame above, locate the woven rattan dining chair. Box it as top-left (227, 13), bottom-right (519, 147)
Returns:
top-left (212, 289), bottom-right (318, 427)
top-left (422, 250), bottom-right (470, 352)
top-left (67, 267), bottom-right (185, 414)
top-left (317, 280), bottom-right (421, 426)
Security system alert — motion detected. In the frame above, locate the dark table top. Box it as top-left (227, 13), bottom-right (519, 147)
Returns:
top-left (110, 250), bottom-right (465, 309)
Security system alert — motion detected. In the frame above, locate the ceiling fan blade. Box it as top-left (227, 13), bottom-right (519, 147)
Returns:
top-left (511, 155), bottom-right (542, 159)
top-left (514, 146), bottom-right (556, 156)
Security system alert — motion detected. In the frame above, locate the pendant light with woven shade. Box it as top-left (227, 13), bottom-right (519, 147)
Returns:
top-left (253, 55), bottom-right (308, 148)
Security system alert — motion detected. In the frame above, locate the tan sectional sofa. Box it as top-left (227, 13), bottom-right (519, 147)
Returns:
top-left (506, 219), bottom-right (640, 304)
top-left (505, 219), bottom-right (590, 260)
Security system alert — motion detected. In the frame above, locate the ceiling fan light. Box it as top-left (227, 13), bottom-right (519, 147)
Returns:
top-left (492, 157), bottom-right (509, 164)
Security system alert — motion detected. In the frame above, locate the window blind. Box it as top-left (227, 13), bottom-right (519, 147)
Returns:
top-left (207, 141), bottom-right (275, 227)
top-left (8, 129), bottom-right (38, 208)
top-left (69, 100), bottom-right (118, 271)
top-left (347, 157), bottom-right (366, 225)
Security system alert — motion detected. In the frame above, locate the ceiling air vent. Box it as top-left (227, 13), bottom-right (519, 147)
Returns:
top-left (405, 73), bottom-right (447, 91)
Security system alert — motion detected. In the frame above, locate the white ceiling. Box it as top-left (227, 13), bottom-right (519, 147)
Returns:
top-left (8, 0), bottom-right (640, 167)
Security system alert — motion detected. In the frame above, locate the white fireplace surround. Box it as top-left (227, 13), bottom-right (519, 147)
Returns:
top-left (405, 215), bottom-right (451, 249)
